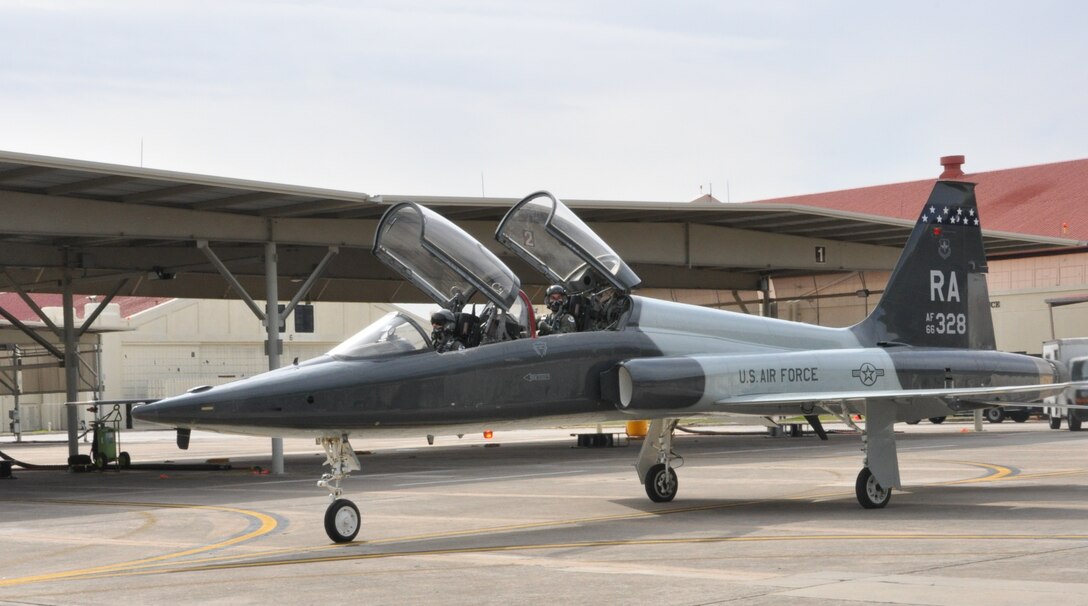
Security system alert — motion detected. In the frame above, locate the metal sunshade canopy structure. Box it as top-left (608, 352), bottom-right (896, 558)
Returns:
top-left (0, 150), bottom-right (1075, 304)
top-left (0, 149), bottom-right (1079, 468)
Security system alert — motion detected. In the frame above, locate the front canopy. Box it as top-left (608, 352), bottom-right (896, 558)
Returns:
top-left (374, 202), bottom-right (521, 310)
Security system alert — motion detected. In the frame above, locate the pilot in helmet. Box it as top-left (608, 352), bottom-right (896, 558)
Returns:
top-left (538, 284), bottom-right (577, 336)
top-left (545, 284), bottom-right (567, 313)
top-left (430, 309), bottom-right (465, 353)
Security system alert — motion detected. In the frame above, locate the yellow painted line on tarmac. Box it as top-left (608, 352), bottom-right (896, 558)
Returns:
top-left (58, 531), bottom-right (1088, 579)
top-left (936, 461), bottom-right (1017, 485)
top-left (0, 459), bottom-right (1072, 586)
top-left (1014, 469), bottom-right (1088, 481)
top-left (5, 457), bottom-right (1020, 581)
top-left (0, 498), bottom-right (279, 588)
top-left (8, 497), bottom-right (777, 580)
top-left (0, 459), bottom-right (1023, 584)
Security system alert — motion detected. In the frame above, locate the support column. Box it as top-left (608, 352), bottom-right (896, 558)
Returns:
top-left (265, 242), bottom-right (284, 475)
top-left (199, 240), bottom-right (336, 475)
top-left (759, 273), bottom-right (774, 318)
top-left (63, 258), bottom-right (80, 460)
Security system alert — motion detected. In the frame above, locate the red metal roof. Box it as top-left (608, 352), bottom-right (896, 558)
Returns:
top-left (749, 158), bottom-right (1088, 241)
top-left (0, 293), bottom-right (173, 323)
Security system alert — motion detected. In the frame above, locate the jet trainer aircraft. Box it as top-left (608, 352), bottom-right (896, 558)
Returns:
top-left (134, 179), bottom-right (1073, 543)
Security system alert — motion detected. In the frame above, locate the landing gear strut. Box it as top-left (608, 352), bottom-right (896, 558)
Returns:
top-left (317, 434), bottom-right (362, 543)
top-left (636, 418), bottom-right (680, 502)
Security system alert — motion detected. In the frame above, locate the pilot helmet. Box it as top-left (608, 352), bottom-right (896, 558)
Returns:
top-left (545, 284), bottom-right (567, 313)
top-left (431, 309), bottom-right (456, 333)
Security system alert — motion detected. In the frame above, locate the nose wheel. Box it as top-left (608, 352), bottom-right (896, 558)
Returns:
top-left (324, 498), bottom-right (361, 543)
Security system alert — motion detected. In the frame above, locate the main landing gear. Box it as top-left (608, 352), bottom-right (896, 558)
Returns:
top-left (636, 418), bottom-right (680, 502)
top-left (836, 403), bottom-right (899, 509)
top-left (633, 406), bottom-right (900, 512)
top-left (317, 434), bottom-right (362, 543)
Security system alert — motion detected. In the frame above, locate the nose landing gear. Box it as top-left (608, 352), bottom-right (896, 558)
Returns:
top-left (317, 434), bottom-right (362, 543)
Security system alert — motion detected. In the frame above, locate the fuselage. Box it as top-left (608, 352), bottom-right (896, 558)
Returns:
top-left (132, 296), bottom-right (1056, 437)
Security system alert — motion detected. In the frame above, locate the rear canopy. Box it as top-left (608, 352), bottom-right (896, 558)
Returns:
top-left (495, 191), bottom-right (641, 293)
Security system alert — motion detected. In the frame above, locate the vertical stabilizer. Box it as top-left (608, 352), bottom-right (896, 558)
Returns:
top-left (851, 180), bottom-right (995, 350)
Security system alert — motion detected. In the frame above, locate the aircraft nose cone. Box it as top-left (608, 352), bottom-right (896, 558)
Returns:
top-left (132, 392), bottom-right (204, 427)
top-left (131, 401), bottom-right (160, 424)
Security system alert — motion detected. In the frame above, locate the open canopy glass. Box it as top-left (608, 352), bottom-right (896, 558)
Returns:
top-left (495, 191), bottom-right (641, 293)
top-left (374, 202), bottom-right (521, 311)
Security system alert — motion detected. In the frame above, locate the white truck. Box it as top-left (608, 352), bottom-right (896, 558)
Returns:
top-left (1042, 337), bottom-right (1088, 431)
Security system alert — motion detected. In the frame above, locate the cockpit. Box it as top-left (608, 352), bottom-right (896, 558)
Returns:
top-left (364, 191), bottom-right (642, 353)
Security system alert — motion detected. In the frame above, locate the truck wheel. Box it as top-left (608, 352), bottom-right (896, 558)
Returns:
top-left (1070, 416), bottom-right (1083, 432)
top-left (928, 416), bottom-right (946, 424)
top-left (985, 408), bottom-right (1004, 423)
top-left (1011, 411), bottom-right (1030, 423)
top-left (1049, 416), bottom-right (1062, 430)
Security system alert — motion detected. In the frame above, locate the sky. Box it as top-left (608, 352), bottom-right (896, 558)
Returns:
top-left (2, 0), bottom-right (1086, 203)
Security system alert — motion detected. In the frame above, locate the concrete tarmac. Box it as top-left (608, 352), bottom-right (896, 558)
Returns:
top-left (3, 420), bottom-right (1088, 605)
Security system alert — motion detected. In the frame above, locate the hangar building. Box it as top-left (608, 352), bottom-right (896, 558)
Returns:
top-left (761, 156), bottom-right (1088, 353)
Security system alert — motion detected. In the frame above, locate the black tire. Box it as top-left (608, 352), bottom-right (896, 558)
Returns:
top-left (905, 420), bottom-right (920, 425)
top-left (324, 499), bottom-right (361, 543)
top-left (67, 454), bottom-right (92, 467)
top-left (928, 416), bottom-right (946, 424)
top-left (644, 463), bottom-right (678, 503)
top-left (93, 454), bottom-right (107, 471)
top-left (985, 408), bottom-right (1005, 423)
top-left (788, 423), bottom-right (803, 438)
top-left (1049, 415), bottom-right (1062, 430)
top-left (855, 467), bottom-right (891, 509)
top-left (1011, 411), bottom-right (1030, 423)
top-left (118, 451), bottom-right (131, 469)
top-left (1069, 416), bottom-right (1083, 432)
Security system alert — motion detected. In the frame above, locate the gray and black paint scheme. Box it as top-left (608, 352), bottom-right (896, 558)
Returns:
top-left (134, 180), bottom-right (1067, 543)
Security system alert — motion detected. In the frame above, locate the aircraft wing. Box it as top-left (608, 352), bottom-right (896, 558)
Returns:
top-left (610, 351), bottom-right (1080, 414)
top-left (709, 382), bottom-right (1074, 411)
